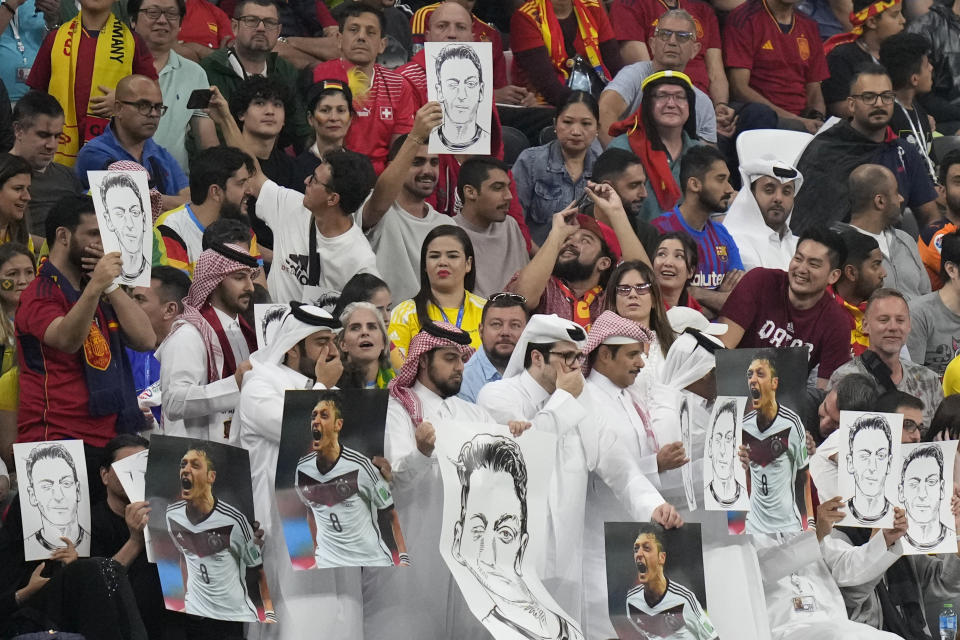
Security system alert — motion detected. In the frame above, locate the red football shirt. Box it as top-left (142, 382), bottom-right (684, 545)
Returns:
top-left (178, 0), bottom-right (234, 49)
top-left (722, 0), bottom-right (828, 115)
top-left (28, 27), bottom-right (157, 143)
top-left (312, 59), bottom-right (415, 174)
top-left (719, 267), bottom-right (852, 380)
top-left (16, 277), bottom-right (121, 447)
top-left (609, 0), bottom-right (720, 95)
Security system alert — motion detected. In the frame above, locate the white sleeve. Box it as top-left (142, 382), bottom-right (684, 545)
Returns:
top-left (237, 374), bottom-right (286, 447)
top-left (159, 326), bottom-right (241, 422)
top-left (384, 402), bottom-right (434, 489)
top-left (257, 179), bottom-right (305, 230)
top-left (821, 529), bottom-right (902, 588)
top-left (755, 530), bottom-right (822, 585)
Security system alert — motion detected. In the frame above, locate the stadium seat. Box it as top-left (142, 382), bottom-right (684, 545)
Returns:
top-left (501, 126), bottom-right (530, 167)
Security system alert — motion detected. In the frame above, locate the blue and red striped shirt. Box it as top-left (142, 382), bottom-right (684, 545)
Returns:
top-left (652, 207), bottom-right (744, 289)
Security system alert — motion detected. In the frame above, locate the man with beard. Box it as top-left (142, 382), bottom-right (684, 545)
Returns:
top-left (652, 145), bottom-right (743, 315)
top-left (506, 183), bottom-right (649, 328)
top-left (454, 157), bottom-right (530, 297)
top-left (459, 293), bottom-right (528, 402)
top-left (154, 146), bottom-right (258, 277)
top-left (625, 523), bottom-right (718, 639)
top-left (792, 65), bottom-right (938, 234)
top-left (918, 150), bottom-right (960, 289)
top-left (157, 243), bottom-right (259, 444)
top-left (829, 229), bottom-right (885, 358)
top-left (16, 195), bottom-right (155, 492)
top-left (591, 148), bottom-right (661, 258)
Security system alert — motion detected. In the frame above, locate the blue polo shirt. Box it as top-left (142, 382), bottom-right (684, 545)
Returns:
top-left (74, 123), bottom-right (189, 195)
top-left (458, 347), bottom-right (502, 403)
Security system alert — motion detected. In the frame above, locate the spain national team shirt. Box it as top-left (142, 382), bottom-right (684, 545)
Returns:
top-left (608, 0), bottom-right (721, 94)
top-left (652, 207), bottom-right (744, 289)
top-left (625, 579), bottom-right (719, 639)
top-left (722, 0), bottom-right (829, 116)
top-left (177, 0), bottom-right (234, 49)
top-left (295, 448), bottom-right (395, 568)
top-left (165, 498), bottom-right (262, 622)
top-left (742, 403), bottom-right (808, 534)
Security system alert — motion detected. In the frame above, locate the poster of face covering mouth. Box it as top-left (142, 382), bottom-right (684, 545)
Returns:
top-left (896, 441), bottom-right (958, 555)
top-left (604, 522), bottom-right (718, 640)
top-left (254, 303), bottom-right (289, 348)
top-left (275, 389), bottom-right (407, 569)
top-left (436, 420), bottom-right (585, 640)
top-left (88, 170), bottom-right (153, 288)
top-left (837, 411), bottom-right (903, 529)
top-left (716, 347), bottom-right (811, 535)
top-left (13, 439), bottom-right (91, 561)
top-left (703, 396), bottom-right (750, 512)
top-left (144, 435), bottom-right (273, 623)
top-left (112, 448), bottom-right (155, 561)
top-left (425, 41), bottom-right (493, 155)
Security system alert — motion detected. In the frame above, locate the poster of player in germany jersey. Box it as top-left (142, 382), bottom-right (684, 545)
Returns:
top-left (716, 347), bottom-right (812, 535)
top-left (144, 435), bottom-right (275, 623)
top-left (276, 389), bottom-right (409, 569)
top-left (604, 522), bottom-right (717, 640)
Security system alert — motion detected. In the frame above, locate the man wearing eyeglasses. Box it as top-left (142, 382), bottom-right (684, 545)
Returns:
top-left (74, 74), bottom-right (190, 211)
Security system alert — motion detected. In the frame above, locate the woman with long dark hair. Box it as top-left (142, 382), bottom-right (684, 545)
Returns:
top-left (332, 272), bottom-right (392, 325)
top-left (0, 154), bottom-right (34, 252)
top-left (652, 232), bottom-right (704, 311)
top-left (388, 225), bottom-right (485, 368)
top-left (294, 80), bottom-right (354, 187)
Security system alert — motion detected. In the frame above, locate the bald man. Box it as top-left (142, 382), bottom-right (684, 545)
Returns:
top-left (75, 74), bottom-right (190, 210)
top-left (833, 164), bottom-right (930, 301)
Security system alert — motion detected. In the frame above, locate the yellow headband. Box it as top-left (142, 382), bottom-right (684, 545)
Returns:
top-left (641, 70), bottom-right (694, 91)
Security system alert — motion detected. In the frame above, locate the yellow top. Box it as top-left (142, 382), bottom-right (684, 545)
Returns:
top-left (943, 354), bottom-right (960, 397)
top-left (388, 292), bottom-right (486, 370)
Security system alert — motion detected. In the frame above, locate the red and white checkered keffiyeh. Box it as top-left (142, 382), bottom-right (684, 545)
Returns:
top-left (388, 322), bottom-right (475, 425)
top-left (172, 243), bottom-right (260, 381)
top-left (106, 161), bottom-right (164, 223)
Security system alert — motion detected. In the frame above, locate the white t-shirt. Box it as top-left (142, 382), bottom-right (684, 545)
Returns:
top-left (257, 180), bottom-right (380, 307)
top-left (354, 197), bottom-right (448, 303)
top-left (854, 227), bottom-right (890, 259)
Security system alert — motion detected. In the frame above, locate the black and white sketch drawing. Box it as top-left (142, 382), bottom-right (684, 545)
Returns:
top-left (425, 41), bottom-right (492, 155)
top-left (703, 396), bottom-right (750, 511)
top-left (112, 448), bottom-right (154, 561)
top-left (254, 303), bottom-right (289, 348)
top-left (897, 441), bottom-right (958, 555)
top-left (838, 411), bottom-right (902, 529)
top-left (89, 170), bottom-right (153, 287)
top-left (679, 397), bottom-right (697, 511)
top-left (13, 440), bottom-right (91, 561)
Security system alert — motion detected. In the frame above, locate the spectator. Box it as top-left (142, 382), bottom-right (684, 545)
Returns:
top-left (608, 70), bottom-right (702, 224)
top-left (458, 292), bottom-right (528, 402)
top-left (156, 242), bottom-right (258, 444)
top-left (906, 231), bottom-right (960, 377)
top-left (723, 156), bottom-right (802, 272)
top-left (0, 153), bottom-right (34, 253)
top-left (514, 91), bottom-right (601, 247)
top-left (0, 242), bottom-right (34, 463)
top-left (652, 231), bottom-right (704, 311)
top-left (200, 0), bottom-right (311, 152)
top-left (510, 0), bottom-right (624, 108)
top-left (208, 86), bottom-right (380, 307)
top-left (879, 32), bottom-right (936, 182)
top-left (454, 157), bottom-right (531, 297)
top-left (822, 0), bottom-right (904, 117)
top-left (388, 225), bottom-right (485, 367)
top-left (598, 8), bottom-right (721, 146)
top-left (905, 0), bottom-right (960, 133)
top-left (723, 0), bottom-right (828, 133)
top-left (175, 0), bottom-right (234, 60)
top-left (810, 374), bottom-right (880, 488)
top-left (27, 0), bottom-right (157, 166)
top-left (229, 76), bottom-right (298, 192)
top-left (10, 91), bottom-right (82, 241)
top-left (652, 144), bottom-right (741, 315)
top-left (830, 229), bottom-right (885, 357)
top-left (792, 65), bottom-right (939, 233)
top-left (16, 195), bottom-right (154, 483)
top-left (74, 75), bottom-right (190, 210)
top-left (0, 0), bottom-right (58, 103)
top-left (718, 227), bottom-right (852, 387)
top-left (918, 149), bottom-right (960, 290)
top-left (590, 147), bottom-right (659, 256)
top-left (830, 288), bottom-right (943, 427)
top-left (131, 0), bottom-right (219, 173)
top-left (925, 394), bottom-right (960, 436)
top-left (311, 3), bottom-right (416, 174)
top-left (835, 164), bottom-right (930, 301)
top-left (506, 184), bottom-right (649, 326)
top-left (229, 0), bottom-right (339, 70)
top-left (332, 272), bottom-right (392, 323)
top-left (154, 146), bottom-right (256, 276)
top-left (293, 79), bottom-right (353, 188)
top-left (337, 300), bottom-right (394, 389)
top-left (355, 105), bottom-right (448, 303)
top-left (370, 0), bottom-right (414, 68)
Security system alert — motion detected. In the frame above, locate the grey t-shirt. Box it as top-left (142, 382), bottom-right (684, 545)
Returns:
top-left (27, 162), bottom-right (83, 236)
top-left (605, 61), bottom-right (717, 143)
top-left (907, 291), bottom-right (960, 377)
top-left (453, 213), bottom-right (530, 298)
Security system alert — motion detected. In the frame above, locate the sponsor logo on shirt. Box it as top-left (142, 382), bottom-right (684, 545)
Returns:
top-left (692, 272), bottom-right (726, 288)
top-left (761, 40), bottom-right (774, 51)
top-left (380, 106), bottom-right (394, 120)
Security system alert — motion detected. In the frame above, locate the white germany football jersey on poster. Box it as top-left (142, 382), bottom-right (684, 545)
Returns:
top-left (742, 404), bottom-right (808, 534)
top-left (165, 498), bottom-right (261, 621)
top-left (295, 447), bottom-right (394, 568)
top-left (625, 579), bottom-right (718, 639)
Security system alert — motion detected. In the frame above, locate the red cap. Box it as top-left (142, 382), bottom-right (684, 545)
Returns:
top-left (576, 214), bottom-right (622, 262)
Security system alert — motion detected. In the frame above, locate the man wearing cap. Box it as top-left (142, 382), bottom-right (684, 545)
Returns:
top-left (476, 313), bottom-right (681, 627)
top-left (506, 184), bottom-right (649, 329)
top-left (723, 156), bottom-right (803, 272)
top-left (157, 242), bottom-right (259, 444)
top-left (235, 303), bottom-right (369, 640)
top-left (370, 321), bottom-right (529, 640)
